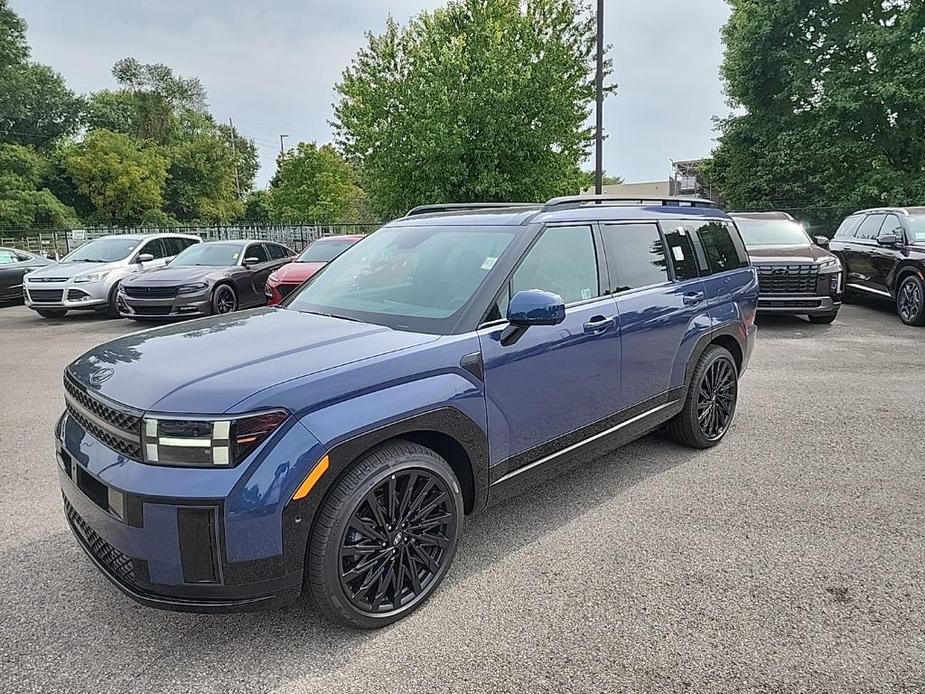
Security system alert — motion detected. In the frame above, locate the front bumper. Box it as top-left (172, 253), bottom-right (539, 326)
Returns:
top-left (24, 282), bottom-right (108, 311)
top-left (756, 295), bottom-right (841, 315)
top-left (57, 408), bottom-right (327, 613)
top-left (118, 289), bottom-right (212, 320)
top-left (265, 280), bottom-right (300, 306)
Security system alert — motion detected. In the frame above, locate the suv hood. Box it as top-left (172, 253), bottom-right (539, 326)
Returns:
top-left (68, 308), bottom-right (438, 413)
top-left (123, 265), bottom-right (230, 285)
top-left (747, 244), bottom-right (834, 264)
top-left (27, 260), bottom-right (117, 280)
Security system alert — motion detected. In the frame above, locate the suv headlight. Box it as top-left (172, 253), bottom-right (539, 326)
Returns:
top-left (178, 282), bottom-right (209, 295)
top-left (142, 410), bottom-right (290, 467)
top-left (818, 258), bottom-right (841, 273)
top-left (74, 270), bottom-right (112, 283)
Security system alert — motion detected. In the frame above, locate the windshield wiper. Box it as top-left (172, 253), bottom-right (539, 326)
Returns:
top-left (301, 310), bottom-right (362, 323)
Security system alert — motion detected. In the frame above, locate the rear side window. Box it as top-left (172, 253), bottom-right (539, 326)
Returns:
top-left (834, 215), bottom-right (863, 239)
top-left (662, 226), bottom-right (700, 281)
top-left (511, 225), bottom-right (599, 305)
top-left (601, 223), bottom-right (669, 292)
top-left (695, 221), bottom-right (749, 274)
top-left (855, 214), bottom-right (885, 239)
top-left (267, 244), bottom-right (291, 260)
top-left (163, 237), bottom-right (186, 256)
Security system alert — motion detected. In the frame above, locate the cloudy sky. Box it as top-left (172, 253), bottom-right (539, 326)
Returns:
top-left (12, 0), bottom-right (731, 188)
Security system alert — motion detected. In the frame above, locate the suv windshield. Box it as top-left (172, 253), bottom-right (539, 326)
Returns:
top-left (735, 218), bottom-right (810, 246)
top-left (172, 243), bottom-right (242, 267)
top-left (908, 215), bottom-right (925, 242)
top-left (298, 238), bottom-right (358, 263)
top-left (286, 225), bottom-right (515, 330)
top-left (65, 237), bottom-right (141, 263)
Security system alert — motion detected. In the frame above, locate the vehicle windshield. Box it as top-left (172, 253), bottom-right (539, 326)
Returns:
top-left (171, 243), bottom-right (242, 267)
top-left (286, 225), bottom-right (515, 330)
top-left (298, 238), bottom-right (359, 263)
top-left (734, 218), bottom-right (810, 246)
top-left (64, 237), bottom-right (140, 263)
top-left (908, 215), bottom-right (925, 242)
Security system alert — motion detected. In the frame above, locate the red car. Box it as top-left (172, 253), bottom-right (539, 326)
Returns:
top-left (265, 235), bottom-right (364, 305)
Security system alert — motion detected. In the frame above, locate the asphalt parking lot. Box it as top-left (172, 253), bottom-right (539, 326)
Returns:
top-left (1, 301), bottom-right (923, 693)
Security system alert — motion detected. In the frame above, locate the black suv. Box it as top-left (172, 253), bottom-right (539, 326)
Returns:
top-left (730, 212), bottom-right (843, 324)
top-left (829, 208), bottom-right (925, 325)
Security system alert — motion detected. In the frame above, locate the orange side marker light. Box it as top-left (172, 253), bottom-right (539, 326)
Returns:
top-left (292, 455), bottom-right (329, 500)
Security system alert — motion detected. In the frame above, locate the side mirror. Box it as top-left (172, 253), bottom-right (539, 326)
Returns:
top-left (507, 289), bottom-right (566, 327)
top-left (244, 256), bottom-right (260, 266)
top-left (137, 253), bottom-right (155, 263)
top-left (878, 233), bottom-right (901, 247)
top-left (815, 236), bottom-right (830, 247)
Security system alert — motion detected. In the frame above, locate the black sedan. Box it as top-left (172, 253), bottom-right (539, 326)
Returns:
top-left (0, 247), bottom-right (54, 304)
top-left (117, 240), bottom-right (295, 320)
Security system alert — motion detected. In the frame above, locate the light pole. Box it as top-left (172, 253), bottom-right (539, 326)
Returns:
top-left (279, 133), bottom-right (290, 157)
top-left (594, 0), bottom-right (604, 196)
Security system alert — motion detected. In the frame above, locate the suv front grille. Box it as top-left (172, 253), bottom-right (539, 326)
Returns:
top-left (28, 288), bottom-right (64, 302)
top-left (64, 495), bottom-right (140, 590)
top-left (63, 373), bottom-right (143, 460)
top-left (123, 286), bottom-right (179, 299)
top-left (756, 264), bottom-right (820, 294)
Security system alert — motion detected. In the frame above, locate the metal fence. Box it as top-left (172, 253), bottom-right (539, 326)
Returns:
top-left (0, 222), bottom-right (382, 259)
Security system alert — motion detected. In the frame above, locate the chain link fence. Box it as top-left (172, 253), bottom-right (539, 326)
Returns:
top-left (0, 222), bottom-right (382, 259)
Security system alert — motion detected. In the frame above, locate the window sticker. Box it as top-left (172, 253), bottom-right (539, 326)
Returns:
top-left (672, 246), bottom-right (686, 262)
top-left (481, 256), bottom-right (497, 270)
top-left (580, 288), bottom-right (592, 300)
top-left (233, 253), bottom-right (240, 260)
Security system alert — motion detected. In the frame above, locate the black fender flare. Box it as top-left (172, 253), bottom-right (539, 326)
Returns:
top-left (683, 323), bottom-right (747, 392)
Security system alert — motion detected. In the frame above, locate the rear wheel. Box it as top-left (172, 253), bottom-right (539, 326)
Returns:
top-left (808, 311), bottom-right (838, 324)
top-left (668, 344), bottom-right (739, 449)
top-left (34, 308), bottom-right (67, 319)
top-left (896, 275), bottom-right (925, 326)
top-left (211, 284), bottom-right (237, 315)
top-left (307, 441), bottom-right (462, 629)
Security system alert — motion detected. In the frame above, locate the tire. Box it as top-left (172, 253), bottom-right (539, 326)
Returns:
top-left (667, 344), bottom-right (739, 449)
top-left (211, 284), bottom-right (237, 315)
top-left (34, 308), bottom-right (67, 319)
top-left (307, 440), bottom-right (463, 629)
top-left (97, 282), bottom-right (121, 318)
top-left (896, 274), bottom-right (925, 326)
top-left (808, 311), bottom-right (838, 324)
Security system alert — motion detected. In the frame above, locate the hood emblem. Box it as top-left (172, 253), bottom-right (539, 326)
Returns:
top-left (772, 268), bottom-right (788, 275)
top-left (89, 367), bottom-right (114, 386)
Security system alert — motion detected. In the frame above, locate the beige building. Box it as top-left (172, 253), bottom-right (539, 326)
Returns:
top-left (580, 181), bottom-right (677, 198)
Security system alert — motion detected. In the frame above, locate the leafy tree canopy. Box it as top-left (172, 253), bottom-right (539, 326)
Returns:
top-left (269, 142), bottom-right (364, 222)
top-left (63, 129), bottom-right (169, 224)
top-left (706, 0), bottom-right (925, 228)
top-left (0, 143), bottom-right (77, 228)
top-left (333, 0), bottom-right (612, 218)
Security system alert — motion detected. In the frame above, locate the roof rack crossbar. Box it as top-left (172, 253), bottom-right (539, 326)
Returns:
top-left (405, 203), bottom-right (538, 217)
top-left (542, 195), bottom-right (719, 212)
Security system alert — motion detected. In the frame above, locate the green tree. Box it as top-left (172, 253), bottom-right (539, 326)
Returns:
top-left (707, 0), bottom-right (925, 228)
top-left (165, 130), bottom-right (243, 222)
top-left (333, 0), bottom-right (611, 218)
top-left (0, 143), bottom-right (77, 227)
top-left (243, 189), bottom-right (272, 223)
top-left (269, 142), bottom-right (363, 221)
top-left (0, 0), bottom-right (82, 147)
top-left (63, 129), bottom-right (168, 224)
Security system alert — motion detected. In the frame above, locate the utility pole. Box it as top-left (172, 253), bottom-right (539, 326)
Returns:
top-left (228, 117), bottom-right (242, 200)
top-left (594, 0), bottom-right (604, 196)
top-left (279, 133), bottom-right (290, 157)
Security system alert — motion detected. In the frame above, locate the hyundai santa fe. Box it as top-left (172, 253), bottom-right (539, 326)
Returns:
top-left (58, 196), bottom-right (758, 628)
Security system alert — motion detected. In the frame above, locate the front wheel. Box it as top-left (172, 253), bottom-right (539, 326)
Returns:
top-left (896, 275), bottom-right (925, 326)
top-left (211, 284), bottom-right (237, 315)
top-left (307, 441), bottom-right (463, 629)
top-left (668, 344), bottom-right (739, 449)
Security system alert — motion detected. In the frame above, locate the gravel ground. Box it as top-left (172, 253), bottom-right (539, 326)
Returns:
top-left (0, 300), bottom-right (923, 694)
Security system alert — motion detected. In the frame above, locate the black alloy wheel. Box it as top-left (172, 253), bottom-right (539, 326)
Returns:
top-left (212, 285), bottom-right (237, 314)
top-left (696, 357), bottom-right (737, 442)
top-left (896, 275), bottom-right (925, 326)
top-left (667, 344), bottom-right (739, 449)
top-left (308, 441), bottom-right (462, 629)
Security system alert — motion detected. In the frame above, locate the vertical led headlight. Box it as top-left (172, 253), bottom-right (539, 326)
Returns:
top-left (142, 410), bottom-right (289, 467)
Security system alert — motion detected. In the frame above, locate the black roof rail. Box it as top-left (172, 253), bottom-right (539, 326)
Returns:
top-left (542, 195), bottom-right (719, 212)
top-left (404, 203), bottom-right (538, 217)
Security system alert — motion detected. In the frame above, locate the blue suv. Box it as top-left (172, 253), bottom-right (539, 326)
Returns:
top-left (58, 196), bottom-right (758, 628)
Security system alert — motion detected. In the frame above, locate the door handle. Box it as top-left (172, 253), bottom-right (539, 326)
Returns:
top-left (583, 315), bottom-right (616, 333)
top-left (682, 291), bottom-right (705, 306)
